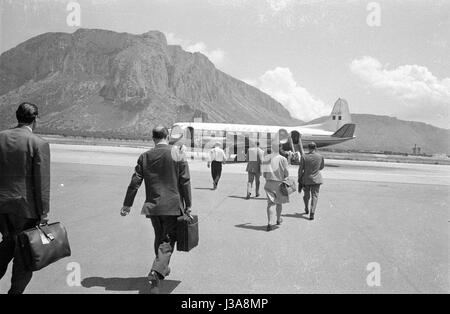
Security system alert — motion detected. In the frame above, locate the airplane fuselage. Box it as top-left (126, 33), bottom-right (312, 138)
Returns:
top-left (171, 122), bottom-right (355, 149)
top-left (170, 98), bottom-right (356, 155)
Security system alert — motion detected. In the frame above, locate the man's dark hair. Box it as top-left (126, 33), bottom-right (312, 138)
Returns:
top-left (308, 142), bottom-right (317, 150)
top-left (152, 125), bottom-right (169, 140)
top-left (16, 102), bottom-right (38, 124)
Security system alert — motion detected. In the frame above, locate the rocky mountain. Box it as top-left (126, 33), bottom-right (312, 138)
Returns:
top-left (307, 114), bottom-right (450, 155)
top-left (0, 28), bottom-right (299, 138)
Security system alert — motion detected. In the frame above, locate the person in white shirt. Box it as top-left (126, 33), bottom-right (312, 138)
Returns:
top-left (207, 142), bottom-right (227, 190)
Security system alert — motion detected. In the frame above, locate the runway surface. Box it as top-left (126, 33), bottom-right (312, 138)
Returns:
top-left (1, 144), bottom-right (449, 293)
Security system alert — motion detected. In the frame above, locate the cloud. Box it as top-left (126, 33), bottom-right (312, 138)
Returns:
top-left (350, 56), bottom-right (450, 102)
top-left (350, 56), bottom-right (450, 128)
top-left (245, 67), bottom-right (329, 121)
top-left (165, 32), bottom-right (225, 66)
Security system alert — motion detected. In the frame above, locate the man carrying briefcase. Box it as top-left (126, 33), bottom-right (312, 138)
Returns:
top-left (0, 103), bottom-right (50, 294)
top-left (121, 126), bottom-right (192, 291)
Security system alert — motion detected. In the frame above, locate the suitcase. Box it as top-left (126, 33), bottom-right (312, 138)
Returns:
top-left (176, 215), bottom-right (199, 252)
top-left (19, 222), bottom-right (71, 271)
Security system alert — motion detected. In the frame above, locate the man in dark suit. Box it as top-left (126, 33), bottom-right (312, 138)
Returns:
top-left (0, 102), bottom-right (50, 294)
top-left (298, 142), bottom-right (324, 221)
top-left (120, 126), bottom-right (192, 291)
top-left (245, 142), bottom-right (264, 199)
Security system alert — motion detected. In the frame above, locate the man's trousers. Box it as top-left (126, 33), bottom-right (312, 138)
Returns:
top-left (149, 215), bottom-right (178, 279)
top-left (303, 184), bottom-right (321, 214)
top-left (247, 172), bottom-right (261, 195)
top-left (0, 214), bottom-right (37, 294)
top-left (211, 161), bottom-right (223, 187)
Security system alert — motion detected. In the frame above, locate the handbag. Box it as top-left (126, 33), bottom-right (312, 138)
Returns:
top-left (280, 177), bottom-right (297, 196)
top-left (176, 214), bottom-right (199, 252)
top-left (19, 222), bottom-right (71, 271)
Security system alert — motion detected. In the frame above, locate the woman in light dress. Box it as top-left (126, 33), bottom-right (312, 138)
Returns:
top-left (262, 141), bottom-right (290, 232)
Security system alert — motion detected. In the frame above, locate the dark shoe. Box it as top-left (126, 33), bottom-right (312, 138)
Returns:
top-left (309, 214), bottom-right (314, 221)
top-left (255, 193), bottom-right (260, 198)
top-left (266, 224), bottom-right (273, 232)
top-left (305, 208), bottom-right (309, 215)
top-left (276, 217), bottom-right (283, 225)
top-left (246, 193), bottom-right (251, 200)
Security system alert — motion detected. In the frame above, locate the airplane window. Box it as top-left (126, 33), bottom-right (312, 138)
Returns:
top-left (338, 116), bottom-right (342, 120)
top-left (333, 116), bottom-right (336, 120)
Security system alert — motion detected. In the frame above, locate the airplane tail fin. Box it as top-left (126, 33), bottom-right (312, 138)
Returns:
top-left (306, 98), bottom-right (352, 132)
top-left (331, 123), bottom-right (356, 138)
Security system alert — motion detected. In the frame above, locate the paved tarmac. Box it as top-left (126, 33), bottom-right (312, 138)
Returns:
top-left (1, 144), bottom-right (449, 294)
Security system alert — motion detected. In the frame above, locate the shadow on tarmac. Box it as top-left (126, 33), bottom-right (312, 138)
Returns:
top-left (282, 213), bottom-right (310, 221)
top-left (235, 223), bottom-right (279, 232)
top-left (228, 195), bottom-right (267, 201)
top-left (81, 277), bottom-right (181, 294)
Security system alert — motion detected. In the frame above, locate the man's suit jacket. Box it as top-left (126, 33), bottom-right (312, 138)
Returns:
top-left (0, 126), bottom-right (50, 219)
top-left (246, 147), bottom-right (264, 174)
top-left (123, 143), bottom-right (192, 216)
top-left (298, 152), bottom-right (325, 185)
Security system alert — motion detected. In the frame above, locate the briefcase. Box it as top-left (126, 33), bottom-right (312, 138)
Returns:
top-left (19, 222), bottom-right (71, 271)
top-left (176, 215), bottom-right (199, 252)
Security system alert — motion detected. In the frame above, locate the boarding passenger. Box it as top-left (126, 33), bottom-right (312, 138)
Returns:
top-left (279, 141), bottom-right (292, 160)
top-left (291, 132), bottom-right (305, 165)
top-left (207, 142), bottom-right (227, 190)
top-left (246, 142), bottom-right (264, 199)
top-left (0, 103), bottom-right (51, 294)
top-left (120, 126), bottom-right (192, 291)
top-left (262, 141), bottom-right (290, 232)
top-left (298, 142), bottom-right (324, 221)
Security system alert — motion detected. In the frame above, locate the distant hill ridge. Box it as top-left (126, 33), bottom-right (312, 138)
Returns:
top-left (307, 114), bottom-right (450, 155)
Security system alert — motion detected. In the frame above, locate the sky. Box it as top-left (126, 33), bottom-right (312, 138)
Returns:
top-left (1, 0), bottom-right (449, 128)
